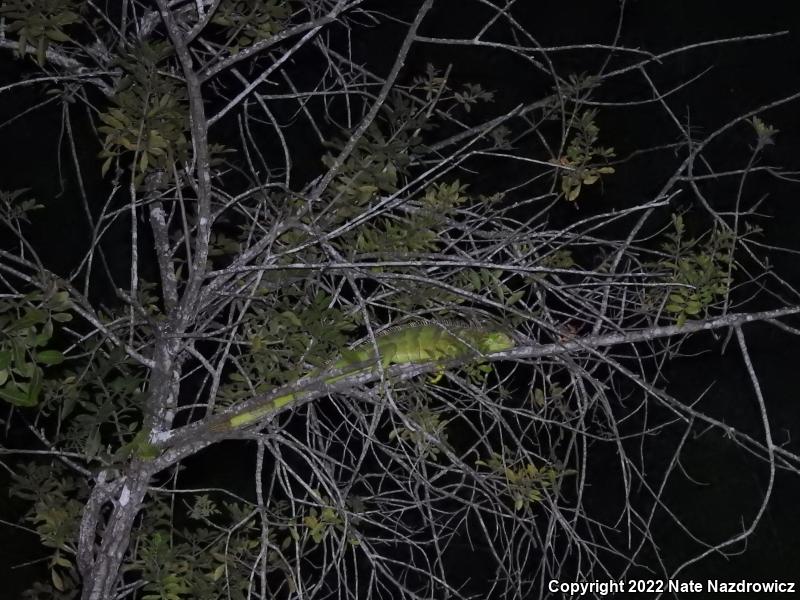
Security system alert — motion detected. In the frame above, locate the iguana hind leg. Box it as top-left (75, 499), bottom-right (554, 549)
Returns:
top-left (428, 367), bottom-right (445, 384)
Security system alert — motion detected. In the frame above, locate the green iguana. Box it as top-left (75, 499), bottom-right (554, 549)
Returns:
top-left (212, 322), bottom-right (515, 431)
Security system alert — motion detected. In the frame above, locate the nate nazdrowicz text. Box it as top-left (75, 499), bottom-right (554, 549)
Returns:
top-left (548, 579), bottom-right (796, 595)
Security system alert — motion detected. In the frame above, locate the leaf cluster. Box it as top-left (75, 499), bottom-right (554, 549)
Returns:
top-left (0, 0), bottom-right (80, 65)
top-left (452, 267), bottom-right (525, 307)
top-left (218, 293), bottom-right (357, 406)
top-left (389, 399), bottom-right (452, 461)
top-left (211, 0), bottom-right (293, 54)
top-left (657, 214), bottom-right (735, 326)
top-left (453, 82), bottom-right (495, 113)
top-left (0, 287), bottom-right (70, 407)
top-left (475, 452), bottom-right (573, 511)
top-left (11, 462), bottom-right (86, 596)
top-left (121, 493), bottom-right (356, 599)
top-left (554, 109), bottom-right (616, 202)
top-left (0, 188), bottom-right (43, 223)
top-left (98, 42), bottom-right (189, 186)
top-left (749, 116), bottom-right (778, 150)
top-left (321, 122), bottom-right (411, 221)
top-left (60, 358), bottom-right (149, 460)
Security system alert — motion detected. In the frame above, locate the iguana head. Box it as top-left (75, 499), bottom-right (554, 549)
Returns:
top-left (476, 330), bottom-right (515, 353)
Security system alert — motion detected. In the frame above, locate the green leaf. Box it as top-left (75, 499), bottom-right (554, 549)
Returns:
top-left (85, 428), bottom-right (101, 459)
top-left (684, 302), bottom-right (701, 315)
top-left (0, 351), bottom-right (11, 370)
top-left (16, 360), bottom-right (34, 377)
top-left (36, 350), bottom-right (64, 365)
top-left (61, 389), bottom-right (77, 418)
top-left (36, 34), bottom-right (46, 66)
top-left (281, 310), bottom-right (302, 327)
top-left (0, 383), bottom-right (36, 406)
top-left (506, 290), bottom-right (525, 305)
top-left (211, 564), bottom-right (226, 581)
top-left (51, 568), bottom-right (64, 592)
top-left (35, 319), bottom-right (53, 346)
top-left (11, 339), bottom-right (26, 367)
top-left (47, 291), bottom-right (71, 311)
top-left (27, 366), bottom-right (42, 404)
top-left (18, 31), bottom-right (28, 58)
top-left (8, 308), bottom-right (47, 331)
top-left (46, 28), bottom-right (70, 42)
top-left (101, 156), bottom-right (113, 177)
top-left (53, 555), bottom-right (71, 568)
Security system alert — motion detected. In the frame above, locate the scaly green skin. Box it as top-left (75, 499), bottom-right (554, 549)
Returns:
top-left (217, 323), bottom-right (514, 430)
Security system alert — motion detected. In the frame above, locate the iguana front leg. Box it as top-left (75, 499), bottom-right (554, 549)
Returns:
top-left (429, 368), bottom-right (446, 384)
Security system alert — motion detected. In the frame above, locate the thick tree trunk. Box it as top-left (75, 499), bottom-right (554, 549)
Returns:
top-left (79, 337), bottom-right (177, 599)
top-left (79, 464), bottom-right (153, 600)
